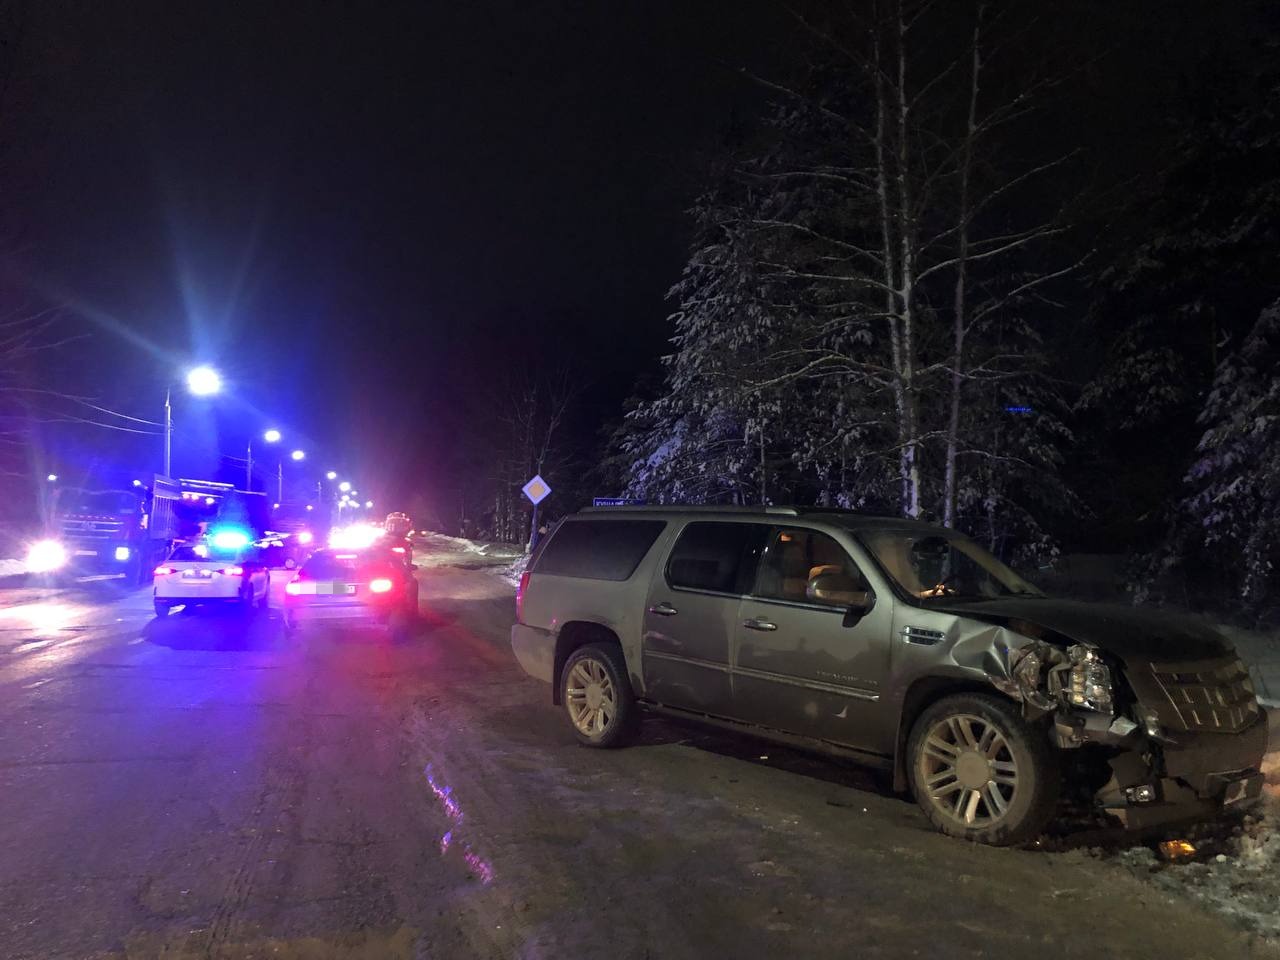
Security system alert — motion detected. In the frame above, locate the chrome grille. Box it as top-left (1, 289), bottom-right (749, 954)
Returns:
top-left (59, 520), bottom-right (122, 541)
top-left (1149, 657), bottom-right (1259, 733)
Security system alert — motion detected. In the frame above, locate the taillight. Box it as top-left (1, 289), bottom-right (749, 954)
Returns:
top-left (369, 577), bottom-right (393, 594)
top-left (285, 577), bottom-right (303, 596)
top-left (516, 570), bottom-right (531, 621)
top-left (153, 565), bottom-right (174, 577)
top-left (219, 565), bottom-right (244, 576)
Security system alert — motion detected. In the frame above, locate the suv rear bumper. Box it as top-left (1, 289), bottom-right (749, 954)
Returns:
top-left (512, 623), bottom-right (553, 683)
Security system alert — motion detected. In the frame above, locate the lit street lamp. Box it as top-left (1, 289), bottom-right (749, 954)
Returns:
top-left (326, 471), bottom-right (337, 481)
top-left (46, 474), bottom-right (57, 482)
top-left (365, 500), bottom-right (373, 509)
top-left (261, 432), bottom-right (304, 502)
top-left (339, 481), bottom-right (351, 493)
top-left (186, 366), bottom-right (222, 396)
top-left (165, 365), bottom-right (222, 476)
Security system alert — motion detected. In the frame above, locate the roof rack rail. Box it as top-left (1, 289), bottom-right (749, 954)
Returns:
top-left (581, 504), bottom-right (800, 516)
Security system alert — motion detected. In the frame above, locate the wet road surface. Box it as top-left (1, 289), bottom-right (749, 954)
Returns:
top-left (0, 548), bottom-right (1275, 959)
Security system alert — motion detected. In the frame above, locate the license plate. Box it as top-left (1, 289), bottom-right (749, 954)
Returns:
top-left (183, 570), bottom-right (213, 579)
top-left (74, 549), bottom-right (98, 557)
top-left (316, 582), bottom-right (356, 595)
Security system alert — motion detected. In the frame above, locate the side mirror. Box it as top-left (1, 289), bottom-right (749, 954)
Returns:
top-left (808, 572), bottom-right (871, 610)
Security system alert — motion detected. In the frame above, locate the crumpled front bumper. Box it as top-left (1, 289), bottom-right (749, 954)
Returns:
top-left (1096, 711), bottom-right (1268, 830)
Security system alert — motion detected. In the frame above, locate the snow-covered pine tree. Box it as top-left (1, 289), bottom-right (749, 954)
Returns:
top-left (1180, 300), bottom-right (1280, 616)
top-left (622, 171), bottom-right (800, 504)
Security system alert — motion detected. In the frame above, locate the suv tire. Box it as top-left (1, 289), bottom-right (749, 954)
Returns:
top-left (907, 692), bottom-right (1059, 846)
top-left (561, 642), bottom-right (637, 748)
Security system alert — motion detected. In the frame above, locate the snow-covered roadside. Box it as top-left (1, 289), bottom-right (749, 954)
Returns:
top-left (414, 532), bottom-right (526, 585)
top-left (1114, 791), bottom-right (1280, 939)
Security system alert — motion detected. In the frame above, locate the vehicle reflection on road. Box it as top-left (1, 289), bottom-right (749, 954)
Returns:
top-left (424, 762), bottom-right (494, 885)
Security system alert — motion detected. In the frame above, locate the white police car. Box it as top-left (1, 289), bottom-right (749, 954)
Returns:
top-left (152, 529), bottom-right (271, 618)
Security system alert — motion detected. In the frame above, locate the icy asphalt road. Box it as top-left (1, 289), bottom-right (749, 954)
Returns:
top-left (0, 549), bottom-right (1276, 959)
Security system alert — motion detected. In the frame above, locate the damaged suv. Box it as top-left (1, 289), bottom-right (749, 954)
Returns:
top-left (511, 506), bottom-right (1268, 845)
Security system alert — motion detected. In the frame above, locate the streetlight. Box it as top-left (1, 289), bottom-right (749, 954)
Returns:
top-left (263, 428), bottom-right (282, 444)
top-left (326, 470), bottom-right (337, 481)
top-left (46, 474), bottom-right (57, 482)
top-left (339, 481), bottom-right (351, 493)
top-left (290, 449), bottom-right (306, 462)
top-left (165, 365), bottom-right (222, 476)
top-left (365, 500), bottom-right (373, 509)
top-left (186, 366), bottom-right (222, 396)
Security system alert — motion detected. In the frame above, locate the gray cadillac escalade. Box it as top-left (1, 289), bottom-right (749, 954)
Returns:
top-left (510, 505), bottom-right (1266, 845)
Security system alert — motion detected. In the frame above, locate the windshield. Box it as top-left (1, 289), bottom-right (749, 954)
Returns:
top-left (858, 529), bottom-right (1043, 601)
top-left (60, 490), bottom-right (138, 517)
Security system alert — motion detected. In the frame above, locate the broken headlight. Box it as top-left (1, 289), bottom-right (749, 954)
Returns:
top-left (1063, 644), bottom-right (1114, 714)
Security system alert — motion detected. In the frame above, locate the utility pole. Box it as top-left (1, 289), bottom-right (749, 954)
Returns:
top-left (246, 440), bottom-right (254, 491)
top-left (277, 461), bottom-right (284, 504)
top-left (163, 388), bottom-right (172, 477)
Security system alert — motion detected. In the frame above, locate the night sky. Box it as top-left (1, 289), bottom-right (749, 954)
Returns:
top-left (2, 1), bottom-right (1262, 520)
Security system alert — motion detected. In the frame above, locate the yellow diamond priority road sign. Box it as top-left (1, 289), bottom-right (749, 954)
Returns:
top-left (522, 474), bottom-right (551, 505)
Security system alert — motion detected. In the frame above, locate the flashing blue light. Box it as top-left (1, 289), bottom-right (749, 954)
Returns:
top-left (210, 528), bottom-right (251, 551)
top-left (1005, 405), bottom-right (1034, 415)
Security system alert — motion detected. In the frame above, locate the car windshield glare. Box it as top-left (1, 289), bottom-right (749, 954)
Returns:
top-left (858, 530), bottom-right (1043, 601)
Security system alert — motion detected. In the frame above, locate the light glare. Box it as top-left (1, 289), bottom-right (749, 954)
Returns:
top-left (26, 540), bottom-right (68, 574)
top-left (186, 366), bottom-right (222, 396)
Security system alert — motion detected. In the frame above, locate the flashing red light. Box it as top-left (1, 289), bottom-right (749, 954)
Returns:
top-left (369, 577), bottom-right (394, 594)
top-left (154, 565), bottom-right (174, 577)
top-left (285, 578), bottom-right (303, 596)
top-left (516, 570), bottom-right (531, 621)
top-left (219, 566), bottom-right (244, 576)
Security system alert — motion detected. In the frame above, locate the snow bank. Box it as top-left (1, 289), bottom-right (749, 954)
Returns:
top-left (1115, 794), bottom-right (1280, 939)
top-left (417, 532), bottom-right (524, 559)
top-left (0, 558), bottom-right (26, 577)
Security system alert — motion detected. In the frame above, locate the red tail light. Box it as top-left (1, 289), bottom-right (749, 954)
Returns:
top-left (369, 577), bottom-right (393, 594)
top-left (153, 565), bottom-right (173, 577)
top-left (516, 570), bottom-right (531, 621)
top-left (219, 566), bottom-right (244, 576)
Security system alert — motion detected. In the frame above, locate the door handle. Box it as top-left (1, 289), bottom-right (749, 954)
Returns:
top-left (743, 618), bottom-right (778, 632)
top-left (648, 601), bottom-right (678, 617)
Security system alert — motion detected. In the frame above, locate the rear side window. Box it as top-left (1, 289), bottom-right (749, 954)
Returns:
top-left (534, 519), bottom-right (666, 581)
top-left (665, 522), bottom-right (769, 594)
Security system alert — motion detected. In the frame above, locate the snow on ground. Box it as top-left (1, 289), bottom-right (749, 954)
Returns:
top-left (0, 558), bottom-right (26, 577)
top-left (1114, 791), bottom-right (1280, 939)
top-left (415, 532), bottom-right (526, 584)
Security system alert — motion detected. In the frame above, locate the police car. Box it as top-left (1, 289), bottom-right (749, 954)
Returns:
top-left (152, 529), bottom-right (271, 618)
